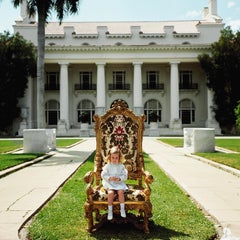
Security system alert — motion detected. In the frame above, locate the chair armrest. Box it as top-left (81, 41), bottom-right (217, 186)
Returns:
top-left (84, 171), bottom-right (95, 184)
top-left (141, 169), bottom-right (153, 201)
top-left (84, 171), bottom-right (96, 202)
top-left (143, 170), bottom-right (154, 185)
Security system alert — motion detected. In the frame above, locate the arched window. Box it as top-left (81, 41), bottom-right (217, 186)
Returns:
top-left (45, 100), bottom-right (60, 125)
top-left (144, 99), bottom-right (162, 123)
top-left (179, 99), bottom-right (195, 124)
top-left (77, 100), bottom-right (95, 124)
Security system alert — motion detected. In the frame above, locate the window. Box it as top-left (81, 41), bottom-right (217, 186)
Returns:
top-left (179, 99), bottom-right (195, 124)
top-left (144, 99), bottom-right (162, 123)
top-left (179, 71), bottom-right (192, 89)
top-left (45, 72), bottom-right (59, 90)
top-left (45, 100), bottom-right (60, 125)
top-left (112, 71), bottom-right (126, 89)
top-left (80, 72), bottom-right (92, 90)
top-left (147, 71), bottom-right (159, 89)
top-left (77, 100), bottom-right (95, 124)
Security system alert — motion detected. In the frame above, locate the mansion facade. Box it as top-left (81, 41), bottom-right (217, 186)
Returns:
top-left (14, 0), bottom-right (223, 136)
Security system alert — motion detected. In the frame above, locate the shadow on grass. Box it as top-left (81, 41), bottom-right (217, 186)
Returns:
top-left (90, 220), bottom-right (189, 240)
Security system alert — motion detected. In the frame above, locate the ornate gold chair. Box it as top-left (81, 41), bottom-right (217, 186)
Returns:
top-left (84, 99), bottom-right (153, 233)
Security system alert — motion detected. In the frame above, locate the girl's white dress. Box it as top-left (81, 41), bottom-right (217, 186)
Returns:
top-left (101, 163), bottom-right (128, 190)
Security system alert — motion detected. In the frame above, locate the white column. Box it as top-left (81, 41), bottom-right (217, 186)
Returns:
top-left (96, 62), bottom-right (106, 115)
top-left (207, 89), bottom-right (214, 122)
top-left (59, 62), bottom-right (69, 129)
top-left (27, 77), bottom-right (33, 128)
top-left (169, 61), bottom-right (181, 129)
top-left (206, 89), bottom-right (221, 133)
top-left (133, 62), bottom-right (143, 115)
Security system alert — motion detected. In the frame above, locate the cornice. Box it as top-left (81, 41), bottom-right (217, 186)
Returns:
top-left (46, 34), bottom-right (65, 39)
top-left (45, 44), bottom-right (211, 52)
top-left (72, 33), bottom-right (99, 39)
top-left (106, 33), bottom-right (132, 38)
top-left (139, 33), bottom-right (166, 38)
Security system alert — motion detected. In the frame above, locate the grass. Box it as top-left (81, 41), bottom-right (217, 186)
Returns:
top-left (0, 153), bottom-right (43, 171)
top-left (159, 138), bottom-right (240, 170)
top-left (0, 139), bottom-right (82, 171)
top-left (0, 139), bottom-right (23, 153)
top-left (27, 153), bottom-right (217, 240)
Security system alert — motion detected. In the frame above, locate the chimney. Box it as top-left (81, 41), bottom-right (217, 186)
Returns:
top-left (20, 0), bottom-right (36, 23)
top-left (209, 0), bottom-right (217, 16)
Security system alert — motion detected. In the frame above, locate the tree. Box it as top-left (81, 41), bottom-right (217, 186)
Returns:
top-left (0, 32), bottom-right (36, 133)
top-left (234, 100), bottom-right (240, 131)
top-left (198, 26), bottom-right (240, 134)
top-left (12, 0), bottom-right (81, 128)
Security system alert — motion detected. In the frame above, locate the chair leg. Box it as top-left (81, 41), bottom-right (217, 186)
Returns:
top-left (84, 203), bottom-right (93, 232)
top-left (144, 216), bottom-right (150, 234)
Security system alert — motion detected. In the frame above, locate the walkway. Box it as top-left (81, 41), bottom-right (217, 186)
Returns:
top-left (0, 137), bottom-right (239, 239)
top-left (0, 138), bottom-right (96, 240)
top-left (143, 138), bottom-right (240, 239)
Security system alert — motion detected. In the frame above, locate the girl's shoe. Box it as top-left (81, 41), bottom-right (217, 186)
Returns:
top-left (107, 211), bottom-right (113, 220)
top-left (120, 209), bottom-right (126, 218)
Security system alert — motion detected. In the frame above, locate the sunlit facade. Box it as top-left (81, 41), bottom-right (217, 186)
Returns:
top-left (14, 0), bottom-right (223, 136)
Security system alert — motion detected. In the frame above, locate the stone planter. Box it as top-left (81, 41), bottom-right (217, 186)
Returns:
top-left (80, 123), bottom-right (89, 130)
top-left (149, 122), bottom-right (158, 129)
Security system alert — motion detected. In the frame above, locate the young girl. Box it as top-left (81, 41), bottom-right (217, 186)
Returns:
top-left (101, 146), bottom-right (128, 220)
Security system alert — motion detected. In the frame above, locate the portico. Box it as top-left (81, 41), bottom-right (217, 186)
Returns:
top-left (14, 0), bottom-right (223, 136)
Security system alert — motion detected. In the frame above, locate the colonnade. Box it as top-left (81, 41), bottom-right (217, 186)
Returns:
top-left (37, 61), bottom-right (216, 132)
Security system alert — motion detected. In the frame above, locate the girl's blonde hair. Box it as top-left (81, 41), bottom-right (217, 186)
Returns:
top-left (106, 146), bottom-right (124, 163)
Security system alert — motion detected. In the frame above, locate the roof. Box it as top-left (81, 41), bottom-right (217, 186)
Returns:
top-left (45, 20), bottom-right (202, 35)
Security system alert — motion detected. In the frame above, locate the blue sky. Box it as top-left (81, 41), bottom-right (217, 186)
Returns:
top-left (0, 0), bottom-right (240, 33)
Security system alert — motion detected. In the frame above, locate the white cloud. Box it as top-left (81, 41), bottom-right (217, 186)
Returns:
top-left (226, 19), bottom-right (240, 32)
top-left (227, 1), bottom-right (236, 8)
top-left (185, 10), bottom-right (200, 19)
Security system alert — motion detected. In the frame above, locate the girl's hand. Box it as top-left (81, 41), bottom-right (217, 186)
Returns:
top-left (109, 176), bottom-right (120, 181)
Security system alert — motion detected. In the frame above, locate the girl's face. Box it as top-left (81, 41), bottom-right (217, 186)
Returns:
top-left (110, 152), bottom-right (120, 164)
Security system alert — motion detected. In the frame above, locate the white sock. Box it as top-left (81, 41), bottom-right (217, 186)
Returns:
top-left (120, 203), bottom-right (125, 210)
top-left (120, 203), bottom-right (126, 218)
top-left (108, 205), bottom-right (113, 220)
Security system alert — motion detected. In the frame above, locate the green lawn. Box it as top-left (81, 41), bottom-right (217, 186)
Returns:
top-left (159, 138), bottom-right (240, 170)
top-left (28, 153), bottom-right (217, 240)
top-left (0, 153), bottom-right (42, 171)
top-left (0, 139), bottom-right (82, 171)
top-left (0, 139), bottom-right (23, 153)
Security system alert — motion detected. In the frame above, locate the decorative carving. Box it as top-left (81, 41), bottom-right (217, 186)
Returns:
top-left (84, 99), bottom-right (153, 233)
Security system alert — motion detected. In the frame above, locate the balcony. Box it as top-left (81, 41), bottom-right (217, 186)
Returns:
top-left (179, 83), bottom-right (198, 90)
top-left (74, 83), bottom-right (96, 90)
top-left (142, 83), bottom-right (164, 90)
top-left (108, 84), bottom-right (130, 90)
top-left (45, 84), bottom-right (60, 90)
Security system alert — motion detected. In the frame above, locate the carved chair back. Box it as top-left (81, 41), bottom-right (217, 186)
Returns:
top-left (93, 100), bottom-right (146, 187)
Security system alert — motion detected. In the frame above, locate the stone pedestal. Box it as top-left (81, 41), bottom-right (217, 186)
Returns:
top-left (169, 118), bottom-right (182, 129)
top-left (149, 122), bottom-right (160, 136)
top-left (57, 120), bottom-right (67, 135)
top-left (80, 123), bottom-right (89, 137)
top-left (18, 121), bottom-right (27, 136)
top-left (184, 128), bottom-right (215, 153)
top-left (23, 129), bottom-right (56, 153)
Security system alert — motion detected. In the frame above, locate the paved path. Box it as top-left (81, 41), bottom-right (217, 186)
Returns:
top-left (143, 138), bottom-right (240, 239)
top-left (0, 139), bottom-right (95, 240)
top-left (0, 137), bottom-right (240, 239)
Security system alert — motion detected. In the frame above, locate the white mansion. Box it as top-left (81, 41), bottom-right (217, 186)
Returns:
top-left (14, 0), bottom-right (223, 136)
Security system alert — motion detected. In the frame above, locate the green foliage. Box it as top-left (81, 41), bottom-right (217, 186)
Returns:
top-left (0, 32), bottom-right (36, 133)
top-left (198, 26), bottom-right (240, 134)
top-left (234, 100), bottom-right (240, 130)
